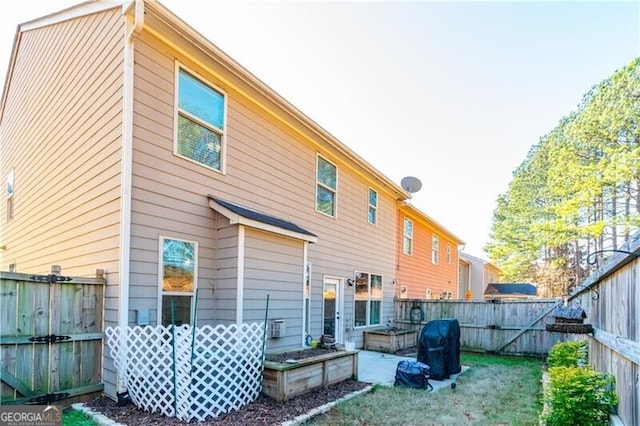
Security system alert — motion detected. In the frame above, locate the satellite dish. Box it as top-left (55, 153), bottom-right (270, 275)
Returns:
top-left (401, 176), bottom-right (422, 194)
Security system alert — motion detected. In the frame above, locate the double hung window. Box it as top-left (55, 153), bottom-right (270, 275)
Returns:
top-left (403, 218), bottom-right (413, 255)
top-left (176, 68), bottom-right (226, 171)
top-left (6, 170), bottom-right (13, 221)
top-left (432, 235), bottom-right (439, 264)
top-left (316, 155), bottom-right (337, 217)
top-left (159, 237), bottom-right (197, 326)
top-left (354, 272), bottom-right (382, 327)
top-left (368, 189), bottom-right (377, 224)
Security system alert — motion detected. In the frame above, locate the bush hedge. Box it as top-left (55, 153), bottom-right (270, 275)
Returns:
top-left (546, 339), bottom-right (588, 368)
top-left (541, 341), bottom-right (617, 426)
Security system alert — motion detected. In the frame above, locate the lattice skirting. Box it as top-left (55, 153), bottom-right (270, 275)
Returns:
top-left (105, 323), bottom-right (265, 422)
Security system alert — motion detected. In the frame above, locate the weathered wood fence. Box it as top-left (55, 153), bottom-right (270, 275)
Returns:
top-left (568, 234), bottom-right (640, 426)
top-left (395, 298), bottom-right (566, 356)
top-left (0, 267), bottom-right (105, 404)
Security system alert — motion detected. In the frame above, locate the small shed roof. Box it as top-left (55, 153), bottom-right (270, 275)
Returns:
top-left (484, 283), bottom-right (537, 297)
top-left (552, 305), bottom-right (587, 320)
top-left (209, 196), bottom-right (317, 243)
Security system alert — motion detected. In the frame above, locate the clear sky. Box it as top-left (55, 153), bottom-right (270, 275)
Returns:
top-left (1, 1), bottom-right (638, 258)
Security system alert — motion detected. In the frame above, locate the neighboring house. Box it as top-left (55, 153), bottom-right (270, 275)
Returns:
top-left (0, 1), bottom-right (416, 398)
top-left (458, 252), bottom-right (501, 300)
top-left (396, 203), bottom-right (464, 300)
top-left (484, 283), bottom-right (537, 300)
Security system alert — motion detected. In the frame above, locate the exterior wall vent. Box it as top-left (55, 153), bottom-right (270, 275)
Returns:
top-left (269, 319), bottom-right (286, 338)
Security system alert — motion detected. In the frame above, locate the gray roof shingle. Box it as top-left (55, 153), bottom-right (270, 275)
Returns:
top-left (209, 197), bottom-right (317, 238)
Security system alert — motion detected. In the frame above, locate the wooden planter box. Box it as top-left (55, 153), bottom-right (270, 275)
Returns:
top-left (364, 329), bottom-right (417, 353)
top-left (262, 350), bottom-right (358, 402)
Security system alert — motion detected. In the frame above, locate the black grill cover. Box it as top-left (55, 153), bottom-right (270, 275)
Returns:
top-left (394, 360), bottom-right (432, 390)
top-left (417, 318), bottom-right (461, 380)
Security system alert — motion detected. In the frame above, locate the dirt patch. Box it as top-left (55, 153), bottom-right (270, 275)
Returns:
top-left (265, 347), bottom-right (339, 363)
top-left (84, 379), bottom-right (369, 425)
top-left (83, 347), bottom-right (414, 424)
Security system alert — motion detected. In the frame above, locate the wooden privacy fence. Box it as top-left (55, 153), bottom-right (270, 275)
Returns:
top-left (0, 267), bottom-right (105, 404)
top-left (394, 298), bottom-right (566, 356)
top-left (568, 234), bottom-right (640, 426)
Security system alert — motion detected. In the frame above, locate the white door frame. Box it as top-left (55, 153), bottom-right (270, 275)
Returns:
top-left (322, 276), bottom-right (344, 343)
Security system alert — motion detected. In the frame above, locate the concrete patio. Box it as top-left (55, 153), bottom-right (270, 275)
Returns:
top-left (357, 350), bottom-right (469, 391)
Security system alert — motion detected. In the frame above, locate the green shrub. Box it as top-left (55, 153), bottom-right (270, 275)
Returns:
top-left (547, 340), bottom-right (588, 368)
top-left (540, 366), bottom-right (617, 426)
top-left (62, 409), bottom-right (97, 426)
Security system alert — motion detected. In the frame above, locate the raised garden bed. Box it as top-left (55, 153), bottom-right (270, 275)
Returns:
top-left (262, 348), bottom-right (358, 402)
top-left (364, 328), bottom-right (417, 353)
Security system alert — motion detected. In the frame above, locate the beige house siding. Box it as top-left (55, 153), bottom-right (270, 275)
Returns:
top-left (211, 213), bottom-right (238, 325)
top-left (458, 259), bottom-right (471, 298)
top-left (243, 228), bottom-right (305, 350)
top-left (2, 1), bottom-right (407, 400)
top-left (459, 253), bottom-right (501, 300)
top-left (129, 26), bottom-right (399, 346)
top-left (0, 9), bottom-right (125, 398)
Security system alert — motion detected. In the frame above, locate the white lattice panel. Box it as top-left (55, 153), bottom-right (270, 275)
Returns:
top-left (105, 323), bottom-right (265, 422)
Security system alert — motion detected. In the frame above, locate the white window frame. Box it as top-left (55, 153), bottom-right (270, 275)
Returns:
top-left (403, 218), bottom-right (413, 255)
top-left (158, 236), bottom-right (198, 326)
top-left (174, 64), bottom-right (227, 173)
top-left (446, 242), bottom-right (452, 263)
top-left (315, 154), bottom-right (338, 217)
top-left (432, 234), bottom-right (439, 264)
top-left (353, 271), bottom-right (383, 328)
top-left (367, 188), bottom-right (377, 224)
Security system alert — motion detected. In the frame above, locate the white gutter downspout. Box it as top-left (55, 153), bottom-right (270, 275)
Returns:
top-left (117, 0), bottom-right (143, 393)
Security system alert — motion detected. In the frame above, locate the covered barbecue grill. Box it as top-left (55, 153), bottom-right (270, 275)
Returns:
top-left (417, 318), bottom-right (461, 381)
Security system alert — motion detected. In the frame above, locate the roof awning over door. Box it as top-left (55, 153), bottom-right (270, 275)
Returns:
top-left (208, 196), bottom-right (318, 243)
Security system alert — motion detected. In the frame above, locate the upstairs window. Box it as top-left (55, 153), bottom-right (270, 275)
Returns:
top-left (447, 242), bottom-right (452, 263)
top-left (159, 236), bottom-right (197, 326)
top-left (403, 218), bottom-right (413, 255)
top-left (368, 189), bottom-right (377, 224)
top-left (176, 68), bottom-right (226, 172)
top-left (354, 272), bottom-right (382, 327)
top-left (432, 234), bottom-right (439, 264)
top-left (6, 170), bottom-right (13, 221)
top-left (316, 155), bottom-right (337, 217)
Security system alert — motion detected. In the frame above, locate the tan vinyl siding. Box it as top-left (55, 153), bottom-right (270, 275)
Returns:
top-left (243, 228), bottom-right (304, 351)
top-left (128, 31), bottom-right (398, 345)
top-left (0, 9), bottom-right (125, 398)
top-left (211, 214), bottom-right (238, 324)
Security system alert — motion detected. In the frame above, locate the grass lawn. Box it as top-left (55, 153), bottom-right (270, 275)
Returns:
top-left (308, 352), bottom-right (544, 426)
top-left (62, 407), bottom-right (97, 426)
